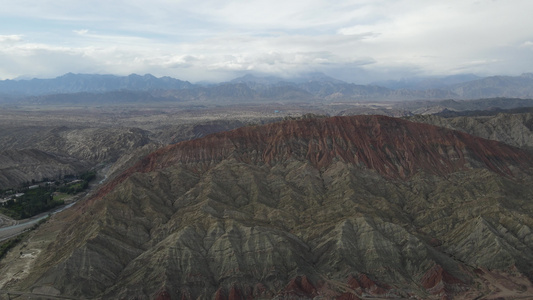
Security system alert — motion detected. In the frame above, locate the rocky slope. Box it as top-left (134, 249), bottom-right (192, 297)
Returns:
top-left (0, 115), bottom-right (265, 190)
top-left (395, 98), bottom-right (533, 115)
top-left (0, 126), bottom-right (152, 163)
top-left (0, 126), bottom-right (154, 189)
top-left (450, 73), bottom-right (533, 99)
top-left (0, 149), bottom-right (90, 189)
top-left (4, 115), bottom-right (533, 299)
top-left (409, 112), bottom-right (533, 151)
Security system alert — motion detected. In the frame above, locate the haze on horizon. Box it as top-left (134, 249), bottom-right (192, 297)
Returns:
top-left (1, 0), bottom-right (532, 84)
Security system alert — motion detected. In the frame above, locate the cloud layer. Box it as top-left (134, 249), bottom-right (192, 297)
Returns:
top-left (1, 0), bottom-right (532, 83)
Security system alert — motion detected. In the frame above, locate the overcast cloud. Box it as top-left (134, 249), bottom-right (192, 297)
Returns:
top-left (1, 0), bottom-right (532, 83)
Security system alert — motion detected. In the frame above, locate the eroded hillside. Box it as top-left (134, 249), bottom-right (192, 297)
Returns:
top-left (4, 115), bottom-right (533, 299)
top-left (409, 112), bottom-right (533, 151)
top-left (0, 106), bottom-right (274, 189)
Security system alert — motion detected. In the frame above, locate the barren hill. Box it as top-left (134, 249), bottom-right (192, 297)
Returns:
top-left (4, 115), bottom-right (533, 299)
top-left (0, 149), bottom-right (90, 189)
top-left (409, 112), bottom-right (533, 151)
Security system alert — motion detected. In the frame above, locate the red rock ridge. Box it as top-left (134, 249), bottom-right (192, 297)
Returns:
top-left (344, 273), bottom-right (391, 296)
top-left (154, 289), bottom-right (171, 300)
top-left (94, 115), bottom-right (533, 201)
top-left (421, 264), bottom-right (466, 298)
top-left (278, 275), bottom-right (318, 298)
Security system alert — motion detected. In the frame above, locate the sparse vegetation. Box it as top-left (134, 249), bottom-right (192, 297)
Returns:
top-left (52, 192), bottom-right (70, 202)
top-left (80, 170), bottom-right (97, 182)
top-left (0, 217), bottom-right (48, 261)
top-left (0, 170), bottom-right (96, 219)
top-left (0, 235), bottom-right (23, 260)
top-left (58, 181), bottom-right (88, 194)
top-left (0, 186), bottom-right (62, 219)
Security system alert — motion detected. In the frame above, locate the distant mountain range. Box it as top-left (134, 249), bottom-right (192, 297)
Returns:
top-left (0, 73), bottom-right (192, 96)
top-left (372, 73), bottom-right (483, 90)
top-left (1, 72), bottom-right (533, 103)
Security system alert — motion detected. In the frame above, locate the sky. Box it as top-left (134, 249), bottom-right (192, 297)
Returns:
top-left (1, 0), bottom-right (532, 83)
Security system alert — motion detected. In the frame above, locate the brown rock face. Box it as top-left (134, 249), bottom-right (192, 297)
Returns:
top-left (7, 115), bottom-right (533, 299)
top-left (154, 290), bottom-right (172, 300)
top-left (421, 264), bottom-right (466, 296)
top-left (138, 115), bottom-right (530, 177)
top-left (96, 115), bottom-right (531, 201)
top-left (279, 275), bottom-right (318, 298)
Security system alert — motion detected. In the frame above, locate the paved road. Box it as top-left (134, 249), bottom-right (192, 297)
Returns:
top-left (0, 202), bottom-right (76, 242)
top-left (0, 289), bottom-right (78, 299)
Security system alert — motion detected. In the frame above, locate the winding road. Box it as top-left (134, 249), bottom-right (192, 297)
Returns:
top-left (0, 201), bottom-right (77, 242)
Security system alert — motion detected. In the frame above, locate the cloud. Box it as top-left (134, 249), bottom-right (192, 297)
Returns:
top-left (164, 55), bottom-right (199, 69)
top-left (73, 29), bottom-right (89, 35)
top-left (1, 0), bottom-right (533, 82)
top-left (0, 35), bottom-right (23, 43)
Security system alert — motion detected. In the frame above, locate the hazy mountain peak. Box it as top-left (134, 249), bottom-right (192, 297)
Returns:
top-left (0, 73), bottom-right (192, 96)
top-left (2, 72), bottom-right (533, 100)
top-left (230, 72), bottom-right (346, 84)
top-left (230, 73), bottom-right (287, 84)
top-left (372, 73), bottom-right (482, 90)
top-left (294, 71), bottom-right (346, 83)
